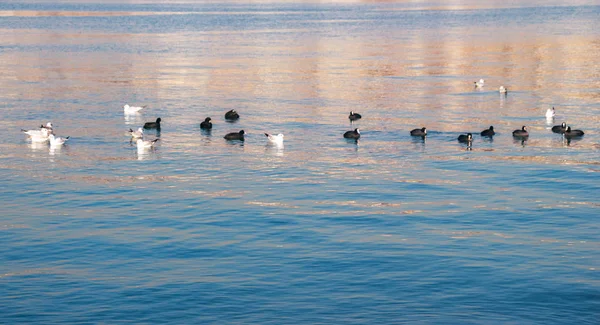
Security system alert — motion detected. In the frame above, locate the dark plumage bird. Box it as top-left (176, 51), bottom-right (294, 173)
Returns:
top-left (343, 128), bottom-right (360, 139)
top-left (480, 126), bottom-right (495, 137)
top-left (225, 110), bottom-right (239, 121)
top-left (200, 117), bottom-right (212, 129)
top-left (551, 122), bottom-right (567, 134)
top-left (143, 117), bottom-right (161, 129)
top-left (224, 130), bottom-right (245, 141)
top-left (458, 133), bottom-right (473, 143)
top-left (512, 126), bottom-right (529, 137)
top-left (349, 111), bottom-right (362, 121)
top-left (563, 126), bottom-right (584, 138)
top-left (410, 127), bottom-right (427, 136)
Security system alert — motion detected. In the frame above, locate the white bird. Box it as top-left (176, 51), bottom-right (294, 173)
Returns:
top-left (40, 122), bottom-right (53, 130)
top-left (49, 134), bottom-right (69, 146)
top-left (29, 131), bottom-right (51, 143)
top-left (124, 104), bottom-right (146, 114)
top-left (474, 79), bottom-right (485, 88)
top-left (265, 133), bottom-right (284, 146)
top-left (22, 126), bottom-right (51, 138)
top-left (136, 138), bottom-right (159, 149)
top-left (128, 128), bottom-right (144, 139)
top-left (499, 86), bottom-right (507, 94)
top-left (22, 123), bottom-right (53, 137)
top-left (546, 107), bottom-right (555, 119)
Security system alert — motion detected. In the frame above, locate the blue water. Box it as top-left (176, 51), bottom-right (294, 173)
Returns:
top-left (1, 1), bottom-right (599, 324)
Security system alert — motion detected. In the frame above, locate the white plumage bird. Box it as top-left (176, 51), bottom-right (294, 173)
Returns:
top-left (136, 138), bottom-right (159, 149)
top-left (474, 79), bottom-right (485, 88)
top-left (546, 107), bottom-right (555, 119)
top-left (29, 130), bottom-right (51, 143)
top-left (265, 133), bottom-right (284, 146)
top-left (128, 128), bottom-right (144, 139)
top-left (49, 134), bottom-right (69, 146)
top-left (22, 123), bottom-right (53, 137)
top-left (124, 104), bottom-right (146, 114)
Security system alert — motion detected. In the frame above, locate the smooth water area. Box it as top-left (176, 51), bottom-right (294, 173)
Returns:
top-left (1, 1), bottom-right (599, 324)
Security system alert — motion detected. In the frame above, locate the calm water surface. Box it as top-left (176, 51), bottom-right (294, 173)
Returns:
top-left (1, 1), bottom-right (599, 324)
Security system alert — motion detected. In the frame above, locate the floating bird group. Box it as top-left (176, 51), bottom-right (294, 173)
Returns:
top-left (22, 82), bottom-right (589, 154)
top-left (21, 122), bottom-right (70, 147)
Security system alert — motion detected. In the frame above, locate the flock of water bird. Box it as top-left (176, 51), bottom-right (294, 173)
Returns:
top-left (20, 79), bottom-right (587, 152)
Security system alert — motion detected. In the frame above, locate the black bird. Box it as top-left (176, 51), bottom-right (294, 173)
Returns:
top-left (563, 126), bottom-right (584, 138)
top-left (343, 128), bottom-right (360, 139)
top-left (143, 117), bottom-right (161, 129)
top-left (225, 110), bottom-right (239, 121)
top-left (551, 122), bottom-right (567, 134)
top-left (458, 133), bottom-right (473, 143)
top-left (200, 117), bottom-right (212, 130)
top-left (349, 111), bottom-right (362, 121)
top-left (410, 127), bottom-right (427, 136)
top-left (480, 126), bottom-right (495, 137)
top-left (224, 130), bottom-right (245, 141)
top-left (512, 125), bottom-right (529, 137)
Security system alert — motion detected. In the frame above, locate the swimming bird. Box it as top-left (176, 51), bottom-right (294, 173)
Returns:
top-left (128, 128), bottom-right (144, 138)
top-left (546, 107), bottom-right (555, 119)
top-left (480, 126), bottom-right (495, 137)
top-left (28, 129), bottom-right (51, 143)
top-left (225, 110), bottom-right (239, 121)
top-left (512, 126), bottom-right (529, 137)
top-left (22, 126), bottom-right (52, 137)
top-left (39, 122), bottom-right (53, 130)
top-left (499, 86), bottom-right (507, 94)
top-left (49, 134), bottom-right (69, 146)
top-left (143, 118), bottom-right (161, 129)
top-left (551, 122), bottom-right (567, 134)
top-left (410, 127), bottom-right (427, 136)
top-left (224, 130), bottom-right (245, 141)
top-left (343, 128), bottom-right (360, 139)
top-left (458, 133), bottom-right (473, 143)
top-left (474, 79), bottom-right (485, 88)
top-left (200, 117), bottom-right (212, 130)
top-left (30, 135), bottom-right (50, 143)
top-left (349, 111), bottom-right (362, 121)
top-left (265, 133), bottom-right (284, 145)
top-left (136, 138), bottom-right (160, 149)
top-left (563, 126), bottom-right (584, 138)
top-left (123, 104), bottom-right (146, 114)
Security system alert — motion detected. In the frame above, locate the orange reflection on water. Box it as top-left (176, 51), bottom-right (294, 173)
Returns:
top-left (1, 5), bottom-right (599, 133)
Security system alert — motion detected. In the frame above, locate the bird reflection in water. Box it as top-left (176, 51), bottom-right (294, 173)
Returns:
top-left (513, 138), bottom-right (528, 147)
